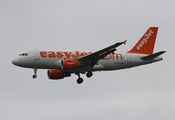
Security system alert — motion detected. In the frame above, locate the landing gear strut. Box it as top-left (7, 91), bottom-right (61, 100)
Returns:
top-left (32, 68), bottom-right (37, 79)
top-left (75, 73), bottom-right (83, 84)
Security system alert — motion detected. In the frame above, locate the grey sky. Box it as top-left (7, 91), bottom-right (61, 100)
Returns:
top-left (0, 0), bottom-right (174, 120)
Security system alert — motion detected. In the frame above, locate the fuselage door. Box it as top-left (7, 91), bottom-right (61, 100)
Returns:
top-left (33, 50), bottom-right (40, 60)
top-left (127, 54), bottom-right (132, 63)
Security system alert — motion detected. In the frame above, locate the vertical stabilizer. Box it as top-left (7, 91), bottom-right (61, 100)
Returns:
top-left (128, 27), bottom-right (158, 54)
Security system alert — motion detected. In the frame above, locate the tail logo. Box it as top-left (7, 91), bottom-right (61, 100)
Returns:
top-left (137, 30), bottom-right (154, 50)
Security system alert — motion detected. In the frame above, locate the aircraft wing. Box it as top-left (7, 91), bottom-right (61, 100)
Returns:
top-left (78, 40), bottom-right (126, 67)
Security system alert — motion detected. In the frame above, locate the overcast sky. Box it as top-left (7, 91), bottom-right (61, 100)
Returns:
top-left (0, 0), bottom-right (175, 120)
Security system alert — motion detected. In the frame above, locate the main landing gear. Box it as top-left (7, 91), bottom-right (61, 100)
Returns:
top-left (75, 73), bottom-right (83, 84)
top-left (32, 68), bottom-right (37, 79)
top-left (86, 71), bottom-right (93, 78)
top-left (77, 77), bottom-right (83, 84)
top-left (76, 71), bottom-right (93, 84)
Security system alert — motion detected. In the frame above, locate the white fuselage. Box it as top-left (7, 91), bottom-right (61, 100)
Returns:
top-left (12, 50), bottom-right (163, 72)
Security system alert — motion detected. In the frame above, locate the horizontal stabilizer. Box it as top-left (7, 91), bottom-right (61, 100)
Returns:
top-left (141, 51), bottom-right (166, 60)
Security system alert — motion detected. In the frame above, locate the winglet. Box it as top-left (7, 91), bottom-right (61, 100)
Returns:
top-left (123, 40), bottom-right (127, 45)
top-left (128, 27), bottom-right (158, 54)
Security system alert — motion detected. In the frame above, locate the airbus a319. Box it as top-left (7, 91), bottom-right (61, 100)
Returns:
top-left (12, 27), bottom-right (166, 84)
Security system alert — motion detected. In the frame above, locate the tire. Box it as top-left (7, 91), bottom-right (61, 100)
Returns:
top-left (33, 74), bottom-right (37, 79)
top-left (77, 78), bottom-right (83, 84)
top-left (86, 72), bottom-right (93, 78)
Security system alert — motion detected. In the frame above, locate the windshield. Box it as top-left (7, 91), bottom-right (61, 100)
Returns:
top-left (18, 53), bottom-right (28, 56)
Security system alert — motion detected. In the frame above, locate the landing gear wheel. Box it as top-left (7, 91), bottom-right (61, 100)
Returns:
top-left (33, 74), bottom-right (37, 79)
top-left (86, 71), bottom-right (93, 78)
top-left (77, 78), bottom-right (83, 84)
top-left (33, 68), bottom-right (37, 79)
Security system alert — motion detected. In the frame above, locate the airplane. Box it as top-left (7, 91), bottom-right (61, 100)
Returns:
top-left (12, 27), bottom-right (166, 84)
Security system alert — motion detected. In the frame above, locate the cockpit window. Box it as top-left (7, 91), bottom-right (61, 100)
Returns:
top-left (18, 53), bottom-right (28, 56)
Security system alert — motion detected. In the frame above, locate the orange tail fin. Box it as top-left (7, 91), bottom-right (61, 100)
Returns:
top-left (128, 27), bottom-right (158, 54)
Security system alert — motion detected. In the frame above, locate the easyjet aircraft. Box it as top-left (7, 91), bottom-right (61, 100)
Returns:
top-left (12, 27), bottom-right (165, 84)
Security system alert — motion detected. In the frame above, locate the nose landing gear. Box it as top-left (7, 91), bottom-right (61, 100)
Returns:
top-left (32, 68), bottom-right (37, 79)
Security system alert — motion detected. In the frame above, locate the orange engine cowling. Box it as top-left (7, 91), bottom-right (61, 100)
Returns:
top-left (47, 69), bottom-right (71, 80)
top-left (61, 59), bottom-right (79, 70)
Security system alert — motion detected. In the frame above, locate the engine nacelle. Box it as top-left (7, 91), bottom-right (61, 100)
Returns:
top-left (47, 69), bottom-right (71, 80)
top-left (61, 59), bottom-right (79, 70)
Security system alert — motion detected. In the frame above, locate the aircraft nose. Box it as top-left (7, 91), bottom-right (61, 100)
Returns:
top-left (12, 59), bottom-right (17, 65)
top-left (12, 58), bottom-right (20, 66)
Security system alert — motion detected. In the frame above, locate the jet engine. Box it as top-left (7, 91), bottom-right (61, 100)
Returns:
top-left (61, 59), bottom-right (79, 70)
top-left (47, 69), bottom-right (71, 80)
